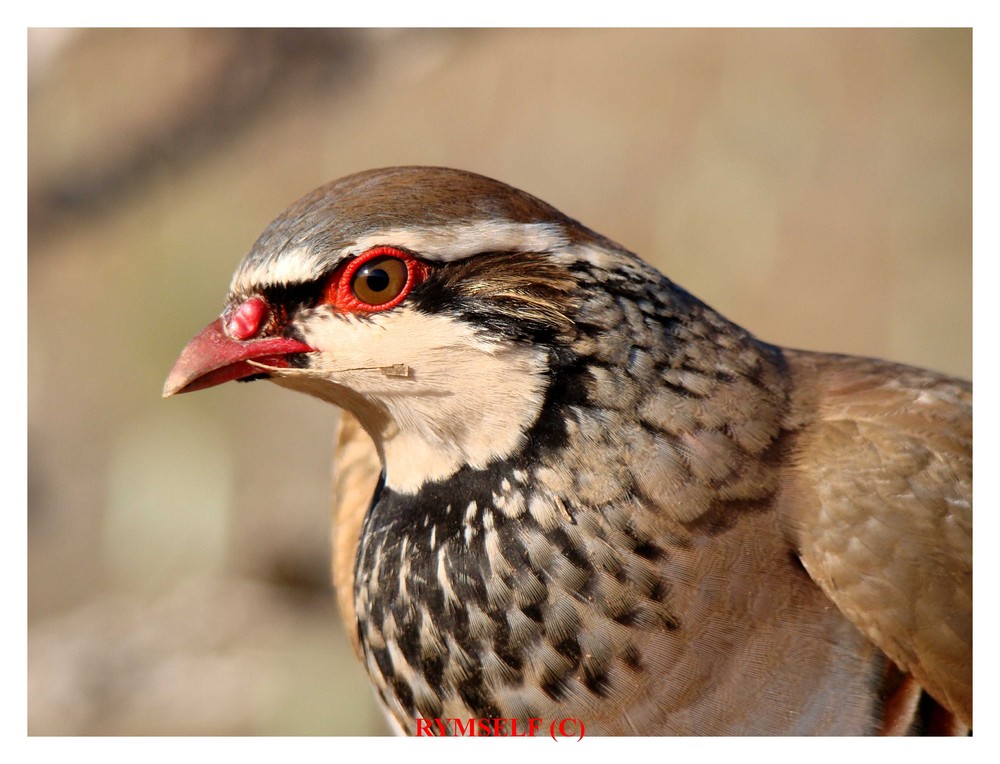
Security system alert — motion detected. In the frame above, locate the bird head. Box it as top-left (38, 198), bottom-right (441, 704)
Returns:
top-left (163, 167), bottom-right (640, 493)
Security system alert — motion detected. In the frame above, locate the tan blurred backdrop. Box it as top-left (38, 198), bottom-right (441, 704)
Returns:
top-left (27, 28), bottom-right (971, 735)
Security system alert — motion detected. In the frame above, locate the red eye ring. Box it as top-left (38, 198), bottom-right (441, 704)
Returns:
top-left (323, 246), bottom-right (428, 313)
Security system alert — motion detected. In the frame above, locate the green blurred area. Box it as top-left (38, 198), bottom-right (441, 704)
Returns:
top-left (27, 28), bottom-right (971, 735)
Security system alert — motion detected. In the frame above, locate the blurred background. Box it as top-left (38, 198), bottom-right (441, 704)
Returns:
top-left (27, 28), bottom-right (971, 735)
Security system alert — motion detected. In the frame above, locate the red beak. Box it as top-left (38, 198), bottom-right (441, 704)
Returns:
top-left (162, 318), bottom-right (315, 397)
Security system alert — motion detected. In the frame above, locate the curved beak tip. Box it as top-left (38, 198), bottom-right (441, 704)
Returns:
top-left (161, 354), bottom-right (204, 398)
top-left (162, 316), bottom-right (315, 399)
top-left (162, 376), bottom-right (184, 399)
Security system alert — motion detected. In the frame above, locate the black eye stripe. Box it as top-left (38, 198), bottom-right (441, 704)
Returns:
top-left (255, 281), bottom-right (325, 315)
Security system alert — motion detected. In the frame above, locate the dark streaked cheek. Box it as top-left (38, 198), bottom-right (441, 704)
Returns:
top-left (407, 287), bottom-right (568, 346)
top-left (408, 253), bottom-right (577, 343)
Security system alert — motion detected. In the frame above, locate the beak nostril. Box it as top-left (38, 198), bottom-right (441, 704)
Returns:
top-left (227, 296), bottom-right (268, 340)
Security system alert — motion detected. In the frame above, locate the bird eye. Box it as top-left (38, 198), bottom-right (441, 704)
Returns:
top-left (323, 246), bottom-right (428, 313)
top-left (351, 256), bottom-right (408, 306)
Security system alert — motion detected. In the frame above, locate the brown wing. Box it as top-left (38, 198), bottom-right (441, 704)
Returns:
top-left (331, 410), bottom-right (382, 651)
top-left (780, 350), bottom-right (972, 726)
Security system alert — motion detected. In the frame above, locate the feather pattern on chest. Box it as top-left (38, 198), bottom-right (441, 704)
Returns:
top-left (352, 254), bottom-right (884, 735)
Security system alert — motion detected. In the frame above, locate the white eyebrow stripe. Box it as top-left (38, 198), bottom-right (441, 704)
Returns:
top-left (230, 246), bottom-right (328, 293)
top-left (230, 220), bottom-right (568, 293)
top-left (351, 221), bottom-right (568, 262)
